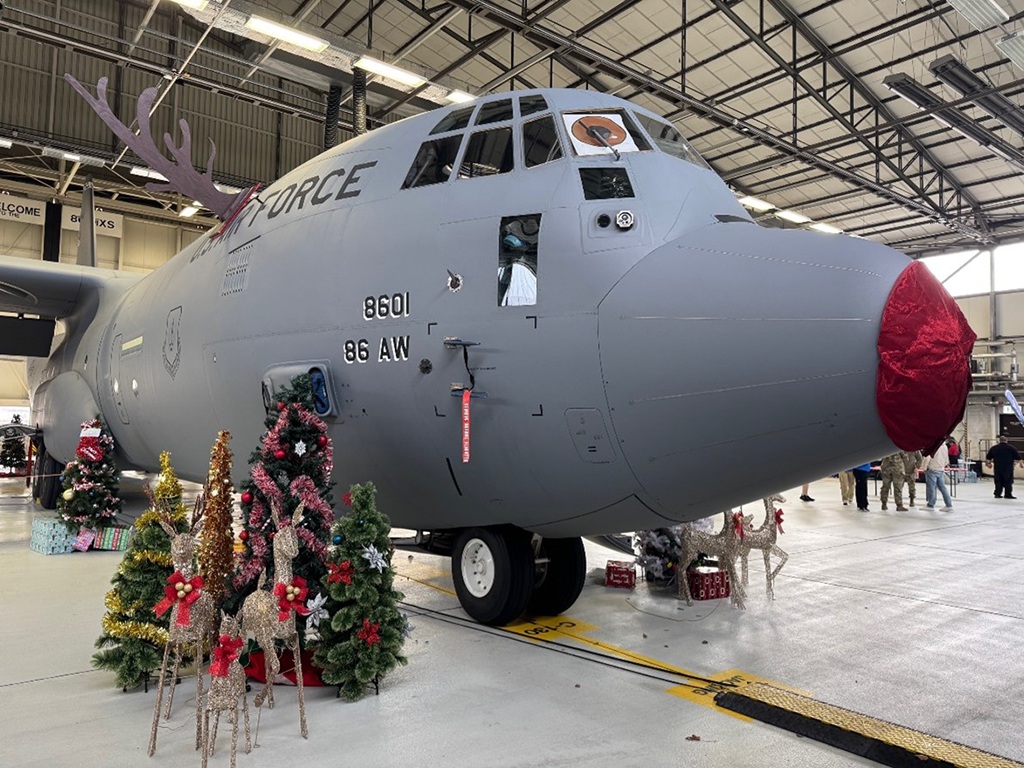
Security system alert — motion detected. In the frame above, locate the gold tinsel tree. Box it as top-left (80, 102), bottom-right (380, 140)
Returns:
top-left (198, 431), bottom-right (235, 608)
top-left (92, 452), bottom-right (188, 689)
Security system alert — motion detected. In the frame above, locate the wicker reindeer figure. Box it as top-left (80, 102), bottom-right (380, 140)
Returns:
top-left (148, 494), bottom-right (217, 756)
top-left (678, 511), bottom-right (747, 609)
top-left (202, 613), bottom-right (251, 768)
top-left (738, 493), bottom-right (789, 600)
top-left (239, 500), bottom-right (309, 738)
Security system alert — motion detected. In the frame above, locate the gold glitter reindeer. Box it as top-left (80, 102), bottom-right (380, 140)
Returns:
top-left (239, 500), bottom-right (309, 738)
top-left (677, 510), bottom-right (747, 609)
top-left (738, 493), bottom-right (789, 600)
top-left (148, 493), bottom-right (217, 756)
top-left (202, 613), bottom-right (251, 768)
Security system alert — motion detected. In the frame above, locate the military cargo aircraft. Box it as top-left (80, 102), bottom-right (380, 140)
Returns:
top-left (0, 77), bottom-right (974, 624)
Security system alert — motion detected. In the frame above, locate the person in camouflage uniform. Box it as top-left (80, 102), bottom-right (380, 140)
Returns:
top-left (879, 453), bottom-right (908, 511)
top-left (901, 450), bottom-right (923, 507)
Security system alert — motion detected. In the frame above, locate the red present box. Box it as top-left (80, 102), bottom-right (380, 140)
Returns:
top-left (605, 560), bottom-right (636, 589)
top-left (684, 567), bottom-right (731, 600)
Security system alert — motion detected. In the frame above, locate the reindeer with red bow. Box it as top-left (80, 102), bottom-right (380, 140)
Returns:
top-left (201, 613), bottom-right (251, 768)
top-left (737, 493), bottom-right (789, 600)
top-left (148, 494), bottom-right (217, 756)
top-left (238, 500), bottom-right (309, 738)
top-left (677, 510), bottom-right (747, 609)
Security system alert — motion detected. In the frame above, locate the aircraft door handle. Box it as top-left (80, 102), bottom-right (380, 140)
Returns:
top-left (443, 337), bottom-right (479, 349)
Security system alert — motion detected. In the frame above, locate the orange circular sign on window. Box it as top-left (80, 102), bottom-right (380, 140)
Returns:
top-left (570, 116), bottom-right (628, 147)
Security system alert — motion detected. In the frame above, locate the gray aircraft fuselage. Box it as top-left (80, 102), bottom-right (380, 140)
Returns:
top-left (23, 88), bottom-right (973, 537)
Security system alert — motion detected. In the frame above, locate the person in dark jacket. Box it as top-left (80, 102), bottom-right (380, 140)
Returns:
top-left (986, 436), bottom-right (1023, 499)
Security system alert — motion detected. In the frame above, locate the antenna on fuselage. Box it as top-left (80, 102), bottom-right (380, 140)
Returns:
top-left (76, 177), bottom-right (97, 268)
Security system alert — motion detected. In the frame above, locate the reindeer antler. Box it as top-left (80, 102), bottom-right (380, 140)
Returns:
top-left (64, 74), bottom-right (252, 220)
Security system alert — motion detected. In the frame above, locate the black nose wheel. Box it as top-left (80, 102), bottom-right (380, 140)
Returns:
top-left (452, 526), bottom-right (534, 626)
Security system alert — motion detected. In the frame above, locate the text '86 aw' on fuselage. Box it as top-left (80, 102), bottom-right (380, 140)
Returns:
top-left (6, 83), bottom-right (974, 625)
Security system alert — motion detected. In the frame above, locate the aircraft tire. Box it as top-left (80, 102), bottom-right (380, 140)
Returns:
top-left (452, 526), bottom-right (534, 626)
top-left (528, 536), bottom-right (586, 617)
top-left (37, 451), bottom-right (62, 510)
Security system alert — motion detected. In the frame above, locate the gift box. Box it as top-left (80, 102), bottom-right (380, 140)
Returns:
top-left (93, 525), bottom-right (133, 551)
top-left (605, 560), bottom-right (636, 589)
top-left (29, 517), bottom-right (78, 555)
top-left (72, 528), bottom-right (97, 551)
top-left (683, 566), bottom-right (731, 600)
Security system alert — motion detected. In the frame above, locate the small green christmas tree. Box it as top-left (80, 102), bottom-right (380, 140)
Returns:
top-left (314, 482), bottom-right (407, 700)
top-left (92, 452), bottom-right (188, 689)
top-left (1, 414), bottom-right (27, 473)
top-left (57, 418), bottom-right (122, 528)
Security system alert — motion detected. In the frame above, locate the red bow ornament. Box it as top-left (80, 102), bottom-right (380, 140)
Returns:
top-left (328, 560), bottom-right (354, 585)
top-left (209, 634), bottom-right (244, 678)
top-left (273, 576), bottom-right (311, 622)
top-left (775, 508), bottom-right (785, 534)
top-left (76, 435), bottom-right (105, 463)
top-left (732, 511), bottom-right (745, 540)
top-left (357, 618), bottom-right (381, 646)
top-left (153, 571), bottom-right (204, 626)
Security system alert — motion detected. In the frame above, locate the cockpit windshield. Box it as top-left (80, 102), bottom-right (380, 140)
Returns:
top-left (632, 113), bottom-right (710, 169)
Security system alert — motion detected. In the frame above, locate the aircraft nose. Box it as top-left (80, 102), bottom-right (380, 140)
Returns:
top-left (597, 224), bottom-right (975, 520)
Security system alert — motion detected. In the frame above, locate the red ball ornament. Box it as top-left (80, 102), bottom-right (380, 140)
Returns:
top-left (239, 531), bottom-right (249, 541)
top-left (273, 449), bottom-right (287, 460)
top-left (269, 531), bottom-right (275, 540)
top-left (241, 491), bottom-right (253, 505)
top-left (316, 435), bottom-right (328, 448)
top-left (277, 401), bottom-right (287, 411)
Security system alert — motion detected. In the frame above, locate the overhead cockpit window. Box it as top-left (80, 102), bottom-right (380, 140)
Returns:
top-left (475, 99), bottom-right (514, 125)
top-left (579, 167), bottom-right (634, 200)
top-left (633, 113), bottom-right (710, 169)
top-left (498, 214), bottom-right (540, 307)
top-left (458, 127), bottom-right (514, 178)
top-left (430, 105), bottom-right (475, 135)
top-left (562, 111), bottom-right (650, 157)
top-left (519, 95), bottom-right (548, 118)
top-left (523, 116), bottom-right (564, 168)
top-left (403, 135), bottom-right (463, 188)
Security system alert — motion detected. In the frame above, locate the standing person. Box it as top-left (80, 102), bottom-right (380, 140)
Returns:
top-left (900, 450), bottom-right (923, 507)
top-left (852, 462), bottom-right (871, 512)
top-left (947, 437), bottom-right (961, 467)
top-left (838, 469), bottom-right (855, 506)
top-left (923, 448), bottom-right (953, 511)
top-left (879, 453), bottom-right (907, 511)
top-left (985, 435), bottom-right (1023, 499)
top-left (799, 484), bottom-right (814, 502)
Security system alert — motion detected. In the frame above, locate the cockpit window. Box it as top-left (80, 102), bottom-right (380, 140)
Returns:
top-left (561, 110), bottom-right (650, 157)
top-left (402, 135), bottom-right (463, 188)
top-left (458, 127), bottom-right (514, 178)
top-left (519, 95), bottom-right (548, 117)
top-left (579, 167), bottom-right (634, 200)
top-left (430, 105), bottom-right (475, 135)
top-left (475, 99), bottom-right (514, 125)
top-left (523, 116), bottom-right (563, 168)
top-left (498, 214), bottom-right (540, 307)
top-left (633, 113), bottom-right (710, 169)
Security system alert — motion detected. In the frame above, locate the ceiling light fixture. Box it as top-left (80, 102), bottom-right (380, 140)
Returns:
top-left (945, 0), bottom-right (1009, 32)
top-left (130, 166), bottom-right (169, 182)
top-left (0, 138), bottom-right (12, 149)
top-left (179, 205), bottom-right (200, 218)
top-left (809, 222), bottom-right (843, 234)
top-left (245, 16), bottom-right (329, 53)
top-left (353, 56), bottom-right (426, 88)
top-left (445, 90), bottom-right (476, 104)
top-left (930, 54), bottom-right (1024, 137)
top-left (775, 209), bottom-right (811, 224)
top-left (738, 195), bottom-right (775, 211)
top-left (996, 31), bottom-right (1024, 71)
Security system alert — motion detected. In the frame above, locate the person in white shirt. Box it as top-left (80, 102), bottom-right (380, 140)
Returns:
top-left (922, 448), bottom-right (953, 511)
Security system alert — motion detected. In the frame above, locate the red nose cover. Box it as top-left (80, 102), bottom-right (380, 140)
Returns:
top-left (877, 261), bottom-right (975, 454)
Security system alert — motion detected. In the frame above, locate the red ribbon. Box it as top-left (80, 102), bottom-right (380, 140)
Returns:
top-left (273, 576), bottom-right (311, 622)
top-left (209, 634), bottom-right (244, 678)
top-left (775, 508), bottom-right (785, 534)
top-left (732, 511), bottom-right (745, 540)
top-left (328, 560), bottom-right (354, 585)
top-left (357, 618), bottom-right (381, 646)
top-left (153, 571), bottom-right (204, 626)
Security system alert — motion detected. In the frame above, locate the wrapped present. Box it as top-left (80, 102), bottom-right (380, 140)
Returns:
top-left (683, 566), bottom-right (731, 600)
top-left (29, 517), bottom-right (78, 555)
top-left (605, 560), bottom-right (636, 589)
top-left (93, 525), bottom-right (132, 551)
top-left (73, 528), bottom-right (97, 551)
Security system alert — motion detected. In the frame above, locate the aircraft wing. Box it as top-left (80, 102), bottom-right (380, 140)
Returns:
top-left (0, 255), bottom-right (136, 356)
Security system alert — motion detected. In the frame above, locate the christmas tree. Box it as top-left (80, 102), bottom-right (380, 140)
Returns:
top-left (314, 482), bottom-right (407, 700)
top-left (197, 431), bottom-right (234, 608)
top-left (1, 414), bottom-right (27, 473)
top-left (634, 526), bottom-right (683, 585)
top-left (92, 452), bottom-right (189, 689)
top-left (57, 418), bottom-right (122, 528)
top-left (225, 374), bottom-right (334, 644)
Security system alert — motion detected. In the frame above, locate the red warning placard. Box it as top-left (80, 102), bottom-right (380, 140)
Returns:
top-left (461, 389), bottom-right (471, 463)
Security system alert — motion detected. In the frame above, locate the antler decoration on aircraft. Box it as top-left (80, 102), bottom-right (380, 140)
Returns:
top-left (64, 74), bottom-right (252, 221)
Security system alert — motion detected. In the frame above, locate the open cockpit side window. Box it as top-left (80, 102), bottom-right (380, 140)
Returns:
top-left (632, 113), bottom-right (710, 169)
top-left (402, 135), bottom-right (464, 188)
top-left (498, 214), bottom-right (540, 307)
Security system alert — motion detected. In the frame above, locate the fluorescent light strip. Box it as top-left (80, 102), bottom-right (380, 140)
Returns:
top-left (245, 16), bottom-right (329, 53)
top-left (945, 0), bottom-right (1009, 32)
top-left (775, 209), bottom-right (811, 224)
top-left (354, 56), bottom-right (426, 88)
top-left (130, 166), bottom-right (169, 182)
top-left (445, 90), bottom-right (476, 104)
top-left (179, 205), bottom-right (200, 218)
top-left (738, 195), bottom-right (775, 212)
top-left (810, 222), bottom-right (843, 234)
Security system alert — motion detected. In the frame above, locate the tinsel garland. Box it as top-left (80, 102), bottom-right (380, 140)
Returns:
top-left (251, 464), bottom-right (282, 504)
top-left (128, 550), bottom-right (174, 569)
top-left (289, 475), bottom-right (333, 529)
top-left (105, 589), bottom-right (146, 615)
top-left (101, 612), bottom-right (169, 645)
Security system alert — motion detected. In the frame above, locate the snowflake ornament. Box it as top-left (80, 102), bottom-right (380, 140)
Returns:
top-left (294, 440), bottom-right (307, 457)
top-left (362, 544), bottom-right (387, 572)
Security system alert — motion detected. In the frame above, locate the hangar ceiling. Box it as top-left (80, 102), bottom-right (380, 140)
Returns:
top-left (2, 0), bottom-right (1024, 256)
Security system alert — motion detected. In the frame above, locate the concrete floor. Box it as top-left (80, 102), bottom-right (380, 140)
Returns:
top-left (1, 473), bottom-right (1023, 768)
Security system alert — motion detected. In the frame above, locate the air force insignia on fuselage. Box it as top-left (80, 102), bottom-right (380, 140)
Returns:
top-left (163, 306), bottom-right (183, 378)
